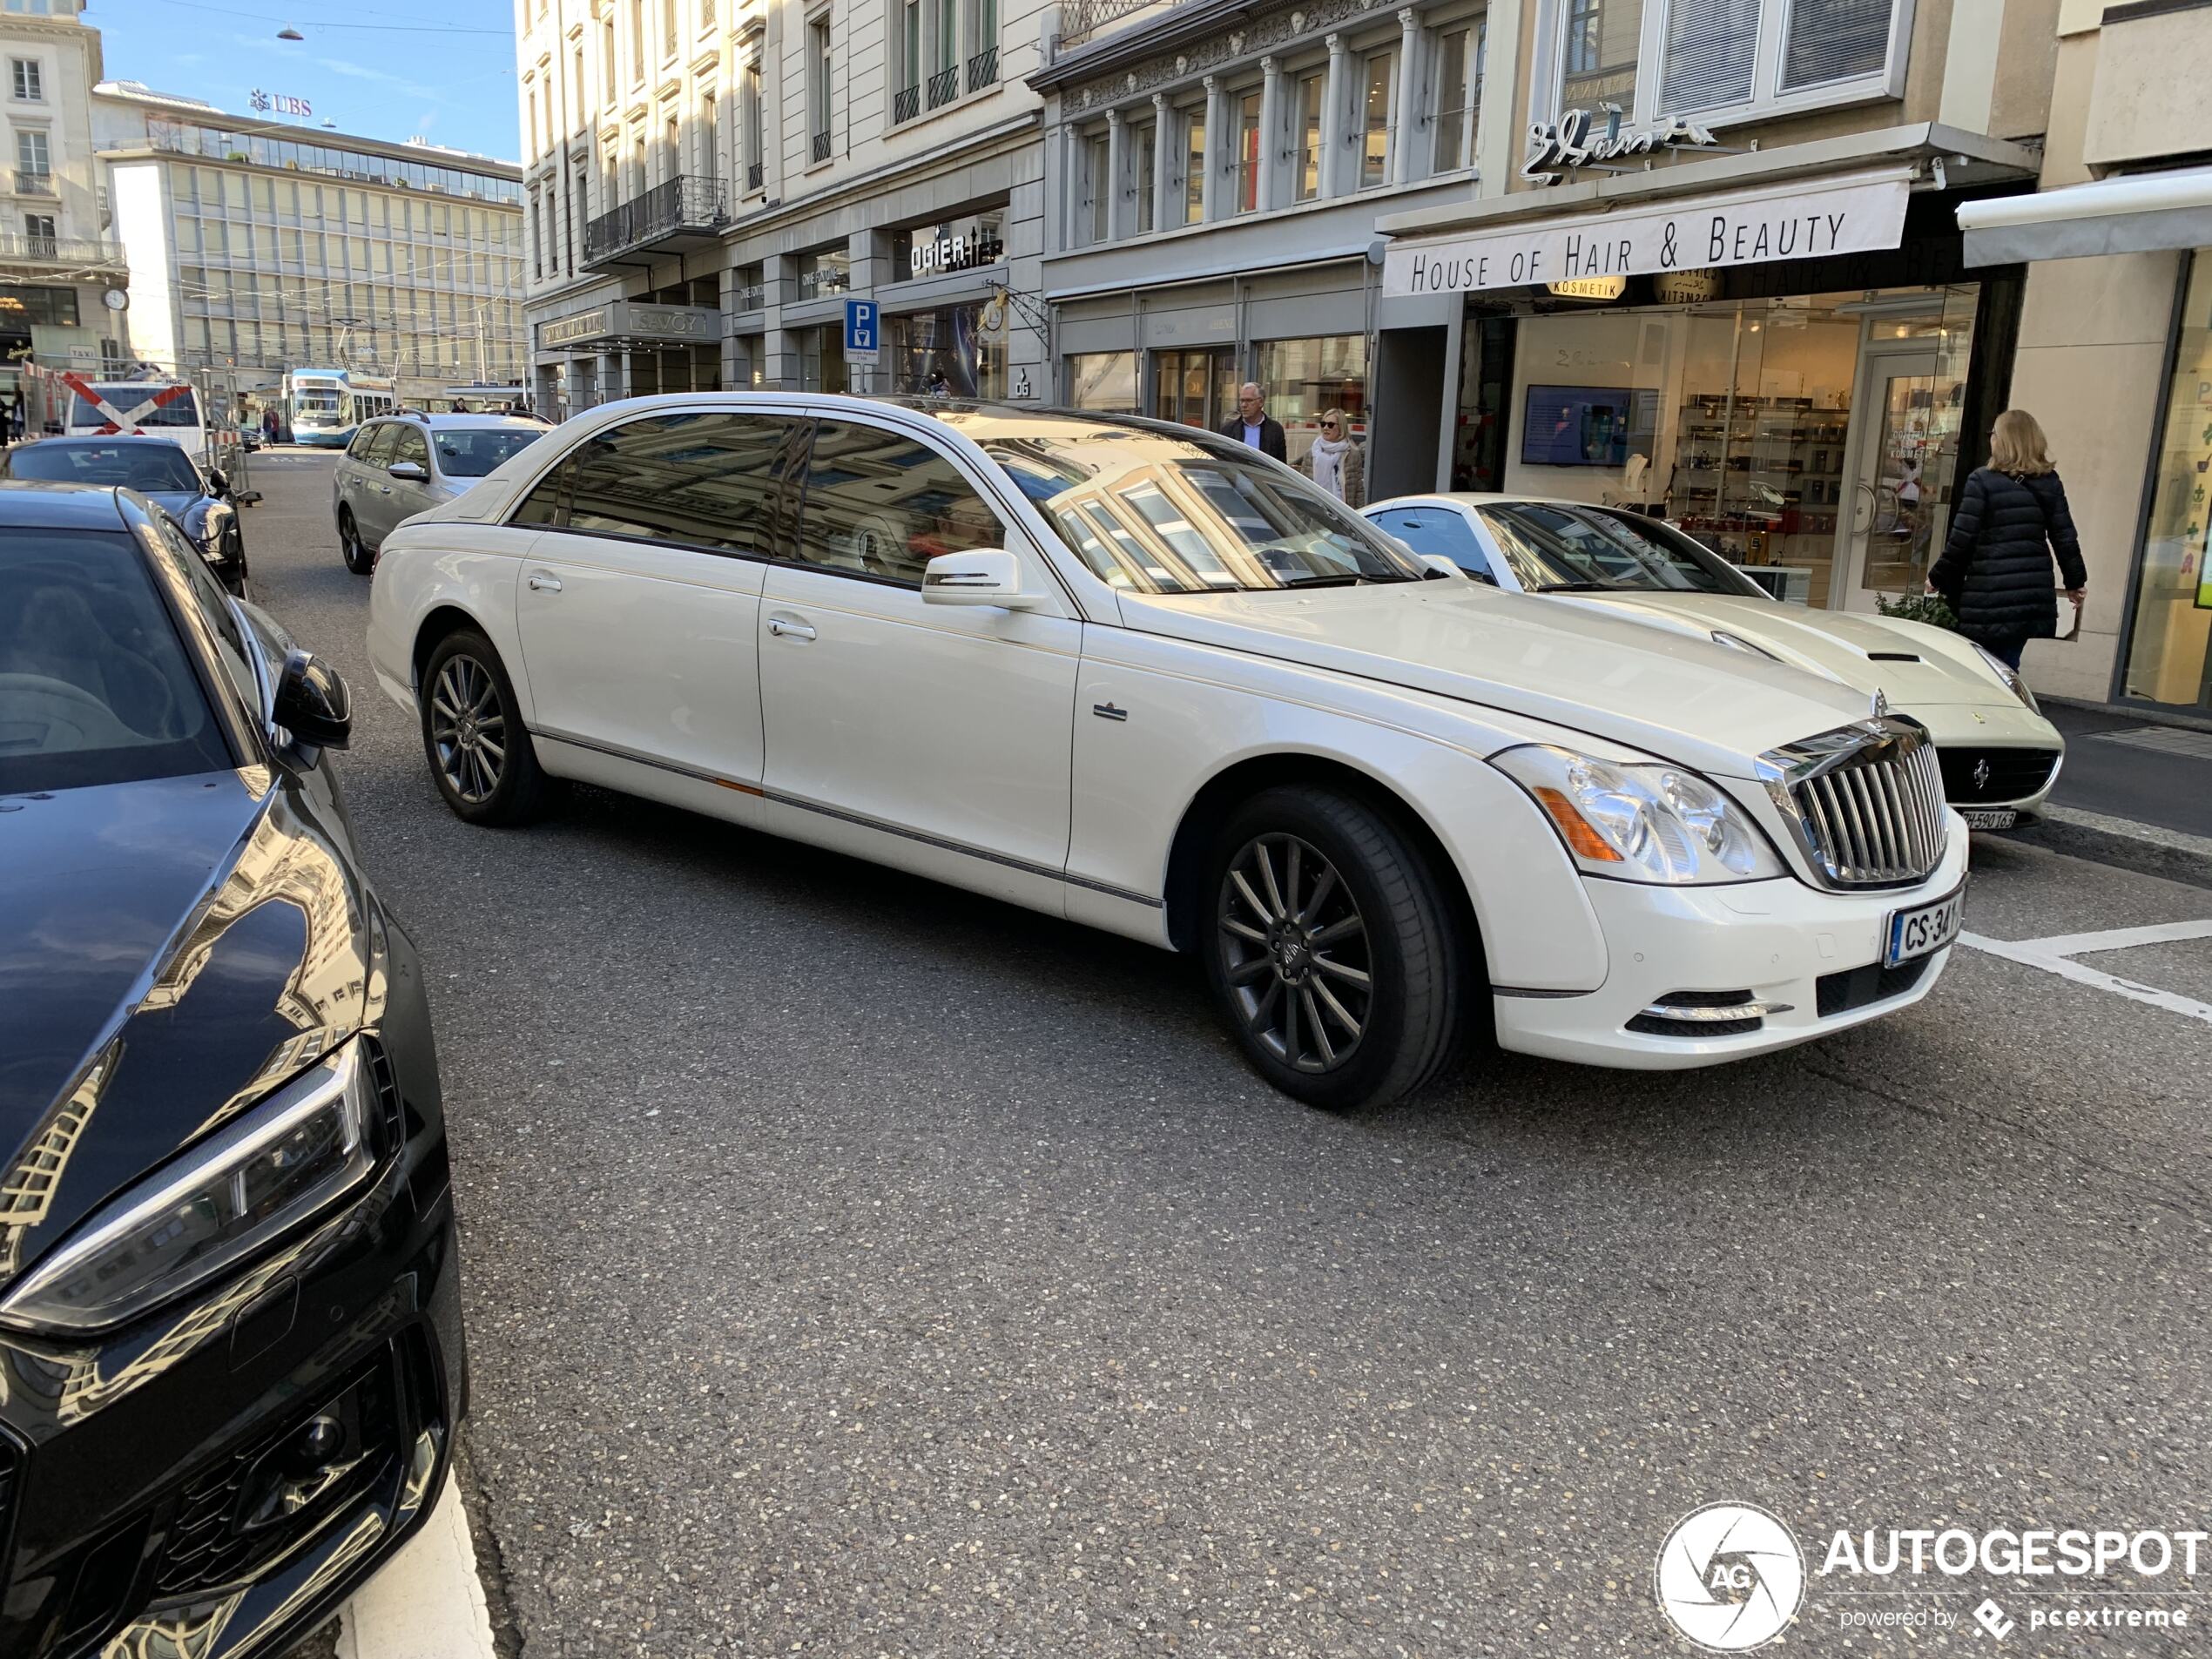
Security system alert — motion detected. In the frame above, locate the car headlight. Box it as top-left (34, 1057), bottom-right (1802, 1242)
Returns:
top-left (1494, 745), bottom-right (1784, 884)
top-left (1971, 642), bottom-right (2039, 713)
top-left (0, 1043), bottom-right (377, 1335)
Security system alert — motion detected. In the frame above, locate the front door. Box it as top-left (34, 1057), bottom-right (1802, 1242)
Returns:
top-left (1832, 341), bottom-right (1941, 611)
top-left (374, 421), bottom-right (437, 546)
top-left (757, 417), bottom-right (1081, 913)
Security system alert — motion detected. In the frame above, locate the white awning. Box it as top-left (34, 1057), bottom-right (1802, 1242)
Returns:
top-left (1958, 166), bottom-right (2212, 265)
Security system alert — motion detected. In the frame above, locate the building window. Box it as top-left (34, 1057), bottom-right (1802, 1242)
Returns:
top-left (1432, 19), bottom-right (1482, 172)
top-left (631, 0), bottom-right (646, 81)
top-left (664, 115), bottom-right (680, 183)
top-left (664, 0), bottom-right (678, 57)
top-left (929, 0), bottom-right (957, 106)
top-left (2122, 249), bottom-right (2212, 711)
top-left (1132, 118), bottom-right (1156, 233)
top-left (967, 0), bottom-right (997, 90)
top-left (701, 92), bottom-right (718, 177)
top-left (10, 58), bottom-right (40, 101)
top-left (527, 86), bottom-right (539, 161)
top-left (16, 127), bottom-right (48, 185)
top-left (896, 0), bottom-right (921, 120)
top-left (570, 165), bottom-right (587, 266)
top-left (1359, 50), bottom-right (1393, 188)
top-left (1181, 105), bottom-right (1204, 225)
top-left (1295, 71), bottom-right (1323, 200)
top-left (574, 46), bottom-right (586, 119)
top-left (1066, 350), bottom-right (1138, 412)
top-left (808, 14), bottom-right (834, 161)
top-left (1780, 0), bottom-right (1894, 89)
top-left (1234, 88), bottom-right (1261, 213)
top-left (1082, 130), bottom-right (1109, 244)
top-left (529, 187), bottom-right (543, 278)
top-left (23, 212), bottom-right (53, 253)
top-left (603, 17), bottom-right (617, 101)
top-left (744, 59), bottom-right (765, 186)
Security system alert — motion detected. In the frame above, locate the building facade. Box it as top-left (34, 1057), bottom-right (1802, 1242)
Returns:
top-left (1031, 0), bottom-right (2056, 617)
top-left (92, 80), bottom-right (526, 403)
top-left (516, 0), bottom-right (1050, 416)
top-left (0, 0), bottom-right (130, 388)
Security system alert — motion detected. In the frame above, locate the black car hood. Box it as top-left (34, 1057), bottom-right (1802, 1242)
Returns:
top-left (0, 768), bottom-right (373, 1284)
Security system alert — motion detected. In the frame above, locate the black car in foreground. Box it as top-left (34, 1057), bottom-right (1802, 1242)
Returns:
top-left (1, 436), bottom-right (251, 595)
top-left (0, 484), bottom-right (463, 1656)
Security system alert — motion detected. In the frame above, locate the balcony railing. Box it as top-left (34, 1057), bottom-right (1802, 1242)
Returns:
top-left (582, 172), bottom-right (729, 268)
top-left (0, 231), bottom-right (125, 268)
top-left (927, 64), bottom-right (959, 109)
top-left (745, 159), bottom-right (763, 192)
top-left (967, 46), bottom-right (999, 91)
top-left (893, 83), bottom-right (920, 125)
top-left (810, 130), bottom-right (831, 164)
top-left (14, 170), bottom-right (53, 196)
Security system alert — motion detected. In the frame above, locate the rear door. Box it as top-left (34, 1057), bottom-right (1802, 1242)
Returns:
top-left (511, 408), bottom-right (802, 800)
top-left (346, 423), bottom-right (402, 543)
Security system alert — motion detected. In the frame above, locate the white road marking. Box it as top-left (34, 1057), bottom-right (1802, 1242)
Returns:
top-left (336, 1470), bottom-right (497, 1659)
top-left (2006, 919), bottom-right (2212, 959)
top-left (1959, 930), bottom-right (2212, 1029)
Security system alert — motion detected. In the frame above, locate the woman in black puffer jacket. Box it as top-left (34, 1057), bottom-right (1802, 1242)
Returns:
top-left (1927, 408), bottom-right (2087, 671)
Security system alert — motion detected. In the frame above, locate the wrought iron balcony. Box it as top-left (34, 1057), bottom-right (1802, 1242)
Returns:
top-left (14, 170), bottom-right (54, 196)
top-left (927, 64), bottom-right (959, 108)
top-left (893, 83), bottom-right (920, 124)
top-left (810, 130), bottom-right (831, 164)
top-left (0, 231), bottom-right (125, 269)
top-left (968, 45), bottom-right (998, 91)
top-left (582, 173), bottom-right (729, 270)
top-left (745, 160), bottom-right (763, 192)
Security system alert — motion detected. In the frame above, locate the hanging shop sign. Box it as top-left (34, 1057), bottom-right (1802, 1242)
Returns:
top-left (1385, 170), bottom-right (1912, 299)
top-left (1547, 275), bottom-right (1629, 301)
top-left (541, 300), bottom-right (721, 349)
top-left (1522, 109), bottom-right (1720, 185)
top-left (1652, 268), bottom-right (1723, 303)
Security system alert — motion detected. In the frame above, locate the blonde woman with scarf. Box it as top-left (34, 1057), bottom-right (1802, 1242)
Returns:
top-left (1300, 411), bottom-right (1365, 507)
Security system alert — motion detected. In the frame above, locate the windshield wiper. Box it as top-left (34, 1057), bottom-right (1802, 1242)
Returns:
top-left (1537, 579), bottom-right (1628, 593)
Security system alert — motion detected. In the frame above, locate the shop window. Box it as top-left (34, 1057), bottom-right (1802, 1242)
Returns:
top-left (1234, 88), bottom-right (1262, 213)
top-left (888, 305), bottom-right (1004, 397)
top-left (2122, 250), bottom-right (2212, 711)
top-left (1359, 50), bottom-right (1393, 188)
top-left (1067, 351), bottom-right (1138, 412)
top-left (1131, 118), bottom-right (1157, 233)
top-left (1295, 71), bottom-right (1324, 201)
top-left (1431, 21), bottom-right (1483, 173)
top-left (1257, 335), bottom-right (1369, 470)
top-left (796, 421), bottom-right (1003, 587)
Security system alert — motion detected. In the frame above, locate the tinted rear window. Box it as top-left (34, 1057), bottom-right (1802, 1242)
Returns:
top-left (434, 428), bottom-right (542, 478)
top-left (0, 529), bottom-right (231, 792)
top-left (7, 442), bottom-right (203, 493)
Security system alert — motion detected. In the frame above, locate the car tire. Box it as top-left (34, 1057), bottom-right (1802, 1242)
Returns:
top-left (419, 630), bottom-right (554, 826)
top-left (339, 507), bottom-right (374, 576)
top-left (1202, 785), bottom-right (1466, 1111)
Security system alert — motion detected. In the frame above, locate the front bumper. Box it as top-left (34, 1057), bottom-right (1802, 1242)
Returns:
top-left (1493, 818), bottom-right (1969, 1069)
top-left (0, 1086), bottom-right (463, 1658)
top-left (1910, 701), bottom-right (2066, 816)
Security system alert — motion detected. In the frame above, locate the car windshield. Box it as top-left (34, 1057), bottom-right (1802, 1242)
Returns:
top-left (434, 428), bottom-right (543, 478)
top-left (9, 442), bottom-right (204, 493)
top-left (0, 529), bottom-right (231, 792)
top-left (981, 427), bottom-right (1421, 592)
top-left (1474, 502), bottom-right (1771, 597)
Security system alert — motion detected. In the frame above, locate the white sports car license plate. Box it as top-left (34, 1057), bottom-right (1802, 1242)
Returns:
top-left (1960, 807), bottom-right (2018, 830)
top-left (1885, 887), bottom-right (1965, 968)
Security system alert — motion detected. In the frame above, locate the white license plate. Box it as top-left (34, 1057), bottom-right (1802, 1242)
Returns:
top-left (1885, 887), bottom-right (1965, 968)
top-left (1960, 807), bottom-right (2018, 830)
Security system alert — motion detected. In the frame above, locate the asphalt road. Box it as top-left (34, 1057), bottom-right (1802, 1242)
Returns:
top-left (240, 448), bottom-right (2212, 1656)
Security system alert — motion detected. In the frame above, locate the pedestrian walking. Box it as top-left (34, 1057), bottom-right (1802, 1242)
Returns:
top-left (926, 368), bottom-right (951, 398)
top-left (1219, 382), bottom-right (1287, 462)
top-left (1927, 408), bottom-right (2087, 671)
top-left (5, 383), bottom-right (23, 444)
top-left (1300, 410), bottom-right (1365, 507)
top-left (262, 405), bottom-right (280, 447)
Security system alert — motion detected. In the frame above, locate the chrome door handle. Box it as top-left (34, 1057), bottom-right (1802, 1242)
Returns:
top-left (528, 573), bottom-right (563, 593)
top-left (766, 618), bottom-right (816, 640)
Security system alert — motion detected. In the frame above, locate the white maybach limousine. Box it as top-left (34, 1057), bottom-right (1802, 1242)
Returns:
top-left (367, 394), bottom-right (1969, 1109)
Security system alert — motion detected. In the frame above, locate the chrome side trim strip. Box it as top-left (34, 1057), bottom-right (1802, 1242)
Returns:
top-left (533, 725), bottom-right (1165, 910)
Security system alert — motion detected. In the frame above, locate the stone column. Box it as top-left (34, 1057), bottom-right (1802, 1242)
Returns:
top-left (1105, 107), bottom-right (1128, 239)
top-left (1392, 7), bottom-right (1420, 186)
top-left (1200, 75), bottom-right (1224, 221)
top-left (1321, 34), bottom-right (1348, 198)
top-left (1258, 56), bottom-right (1284, 212)
top-left (1151, 91), bottom-right (1176, 230)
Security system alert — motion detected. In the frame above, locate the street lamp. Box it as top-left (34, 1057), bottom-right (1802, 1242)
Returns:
top-left (277, 24), bottom-right (304, 39)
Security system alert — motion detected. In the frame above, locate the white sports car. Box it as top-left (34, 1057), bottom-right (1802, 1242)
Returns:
top-left (1364, 493), bottom-right (2064, 829)
top-left (368, 396), bottom-right (1968, 1109)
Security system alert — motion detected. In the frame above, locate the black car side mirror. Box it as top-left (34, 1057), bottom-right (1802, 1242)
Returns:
top-left (206, 468), bottom-right (230, 496)
top-left (274, 649), bottom-right (352, 752)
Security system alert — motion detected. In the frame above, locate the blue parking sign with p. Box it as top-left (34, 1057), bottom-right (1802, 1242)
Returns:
top-left (845, 300), bottom-right (879, 354)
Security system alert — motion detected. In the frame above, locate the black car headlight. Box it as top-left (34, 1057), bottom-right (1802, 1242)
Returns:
top-left (0, 1043), bottom-right (376, 1335)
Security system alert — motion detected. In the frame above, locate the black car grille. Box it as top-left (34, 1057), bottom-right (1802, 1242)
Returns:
top-left (152, 1356), bottom-right (401, 1598)
top-left (1936, 746), bottom-right (2060, 805)
top-left (1816, 954), bottom-right (1933, 1018)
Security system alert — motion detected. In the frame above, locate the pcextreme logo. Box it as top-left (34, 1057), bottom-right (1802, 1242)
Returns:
top-left (1655, 1503), bottom-right (1807, 1651)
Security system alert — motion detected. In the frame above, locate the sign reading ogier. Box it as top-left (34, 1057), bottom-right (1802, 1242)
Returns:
top-left (1384, 171), bottom-right (1910, 298)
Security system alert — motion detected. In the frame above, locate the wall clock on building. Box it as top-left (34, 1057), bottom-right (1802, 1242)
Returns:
top-left (102, 287), bottom-right (128, 312)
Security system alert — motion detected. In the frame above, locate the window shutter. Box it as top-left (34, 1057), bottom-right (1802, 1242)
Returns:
top-left (1781, 0), bottom-right (1892, 88)
top-left (1659, 0), bottom-right (1759, 111)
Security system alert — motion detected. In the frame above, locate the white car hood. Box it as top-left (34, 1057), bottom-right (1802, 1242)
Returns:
top-left (1116, 583), bottom-right (1876, 777)
top-left (1548, 591), bottom-right (2020, 710)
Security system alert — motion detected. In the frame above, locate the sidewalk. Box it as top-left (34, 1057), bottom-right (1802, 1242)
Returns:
top-left (2014, 700), bottom-right (2212, 887)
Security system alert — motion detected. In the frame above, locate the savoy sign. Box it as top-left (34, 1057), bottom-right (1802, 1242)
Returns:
top-left (1383, 169), bottom-right (1912, 298)
top-left (1522, 108), bottom-right (1719, 183)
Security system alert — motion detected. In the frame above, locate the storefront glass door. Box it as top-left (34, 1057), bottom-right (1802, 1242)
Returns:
top-left (1835, 342), bottom-right (1939, 608)
top-left (1152, 347), bottom-right (1238, 430)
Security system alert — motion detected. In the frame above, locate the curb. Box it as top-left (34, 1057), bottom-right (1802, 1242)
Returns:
top-left (2013, 805), bottom-right (2212, 891)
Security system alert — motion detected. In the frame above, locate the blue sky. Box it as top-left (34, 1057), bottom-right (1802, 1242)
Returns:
top-left (94, 0), bottom-right (521, 162)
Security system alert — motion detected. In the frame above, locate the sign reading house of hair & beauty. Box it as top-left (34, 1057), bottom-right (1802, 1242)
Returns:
top-left (1383, 170), bottom-right (1912, 298)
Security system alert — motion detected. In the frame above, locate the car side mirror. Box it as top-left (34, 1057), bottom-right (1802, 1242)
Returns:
top-left (273, 649), bottom-right (352, 752)
top-left (206, 468), bottom-right (229, 496)
top-left (388, 461), bottom-right (428, 482)
top-left (921, 549), bottom-right (1041, 610)
top-left (1417, 553), bottom-right (1469, 581)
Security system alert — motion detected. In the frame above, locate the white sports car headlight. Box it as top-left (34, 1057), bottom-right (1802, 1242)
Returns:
top-left (1971, 642), bottom-right (2040, 713)
top-left (1494, 745), bottom-right (1785, 884)
top-left (0, 1044), bottom-right (377, 1335)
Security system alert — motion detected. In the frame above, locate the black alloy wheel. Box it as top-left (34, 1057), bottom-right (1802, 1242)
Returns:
top-left (339, 507), bottom-right (374, 576)
top-left (419, 631), bottom-right (553, 825)
top-left (1202, 785), bottom-right (1467, 1111)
